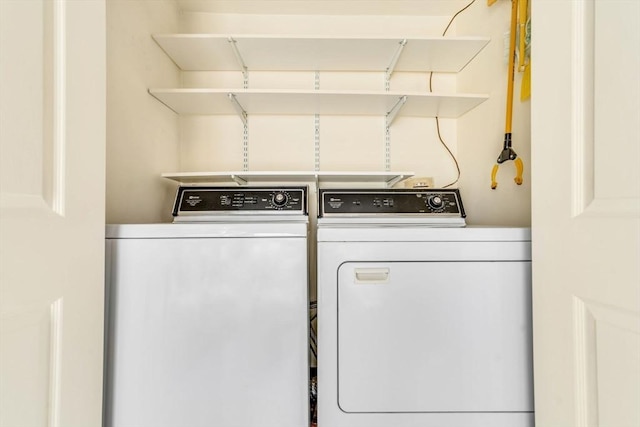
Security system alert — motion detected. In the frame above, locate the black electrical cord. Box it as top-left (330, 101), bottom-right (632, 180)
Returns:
top-left (436, 116), bottom-right (461, 188)
top-left (444, 0), bottom-right (477, 37)
top-left (429, 0), bottom-right (476, 188)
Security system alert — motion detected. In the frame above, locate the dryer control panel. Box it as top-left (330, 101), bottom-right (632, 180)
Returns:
top-left (173, 186), bottom-right (307, 216)
top-left (319, 188), bottom-right (465, 218)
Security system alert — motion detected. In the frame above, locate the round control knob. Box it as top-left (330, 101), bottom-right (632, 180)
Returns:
top-left (272, 192), bottom-right (289, 207)
top-left (427, 195), bottom-right (444, 210)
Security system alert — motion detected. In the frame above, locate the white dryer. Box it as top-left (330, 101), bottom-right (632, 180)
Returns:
top-left (105, 187), bottom-right (309, 427)
top-left (316, 188), bottom-right (533, 427)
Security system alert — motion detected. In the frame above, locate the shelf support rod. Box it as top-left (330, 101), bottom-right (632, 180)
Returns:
top-left (386, 95), bottom-right (408, 126)
top-left (228, 93), bottom-right (248, 126)
top-left (385, 39), bottom-right (407, 80)
top-left (314, 71), bottom-right (321, 172)
top-left (228, 37), bottom-right (249, 82)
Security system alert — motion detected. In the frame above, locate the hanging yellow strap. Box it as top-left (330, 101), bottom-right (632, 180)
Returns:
top-left (521, 62), bottom-right (531, 101)
top-left (518, 0), bottom-right (528, 71)
top-left (518, 0), bottom-right (531, 100)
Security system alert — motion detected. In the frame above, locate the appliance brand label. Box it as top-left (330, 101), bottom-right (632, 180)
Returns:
top-left (328, 197), bottom-right (343, 209)
top-left (185, 195), bottom-right (201, 207)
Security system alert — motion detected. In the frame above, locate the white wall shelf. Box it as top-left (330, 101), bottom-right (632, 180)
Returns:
top-left (149, 88), bottom-right (488, 120)
top-left (152, 30), bottom-right (488, 185)
top-left (152, 34), bottom-right (490, 73)
top-left (149, 33), bottom-right (490, 120)
top-left (162, 171), bottom-right (414, 187)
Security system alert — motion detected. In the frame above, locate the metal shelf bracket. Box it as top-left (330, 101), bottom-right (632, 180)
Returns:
top-left (229, 174), bottom-right (248, 186)
top-left (386, 95), bottom-right (408, 126)
top-left (386, 174), bottom-right (406, 188)
top-left (385, 39), bottom-right (407, 80)
top-left (228, 37), bottom-right (249, 81)
top-left (228, 93), bottom-right (248, 126)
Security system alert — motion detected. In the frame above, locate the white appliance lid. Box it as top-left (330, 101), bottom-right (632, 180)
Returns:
top-left (316, 225), bottom-right (531, 242)
top-left (106, 221), bottom-right (308, 239)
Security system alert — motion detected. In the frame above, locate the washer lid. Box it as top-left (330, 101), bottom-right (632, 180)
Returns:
top-left (106, 222), bottom-right (308, 239)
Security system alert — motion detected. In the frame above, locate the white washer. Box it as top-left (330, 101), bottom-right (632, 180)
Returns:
top-left (317, 189), bottom-right (534, 427)
top-left (104, 187), bottom-right (309, 427)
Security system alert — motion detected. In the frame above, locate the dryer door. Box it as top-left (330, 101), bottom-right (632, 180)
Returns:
top-left (337, 261), bottom-right (533, 414)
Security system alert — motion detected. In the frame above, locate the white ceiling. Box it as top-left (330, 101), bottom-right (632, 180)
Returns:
top-left (177, 0), bottom-right (473, 16)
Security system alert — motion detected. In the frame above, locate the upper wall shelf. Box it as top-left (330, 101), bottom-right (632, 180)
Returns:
top-left (152, 34), bottom-right (490, 74)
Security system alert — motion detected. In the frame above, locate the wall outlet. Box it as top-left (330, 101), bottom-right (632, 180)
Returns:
top-left (403, 177), bottom-right (434, 188)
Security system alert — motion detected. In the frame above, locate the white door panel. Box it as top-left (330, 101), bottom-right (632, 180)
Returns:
top-left (0, 0), bottom-right (105, 426)
top-left (338, 261), bottom-right (533, 413)
top-left (532, 0), bottom-right (640, 426)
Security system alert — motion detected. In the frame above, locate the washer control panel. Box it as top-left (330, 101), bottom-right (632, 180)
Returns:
top-left (173, 186), bottom-right (307, 216)
top-left (319, 188), bottom-right (465, 218)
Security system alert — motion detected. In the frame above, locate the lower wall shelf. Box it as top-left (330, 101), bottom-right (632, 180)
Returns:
top-left (162, 171), bottom-right (415, 187)
top-left (149, 88), bottom-right (488, 120)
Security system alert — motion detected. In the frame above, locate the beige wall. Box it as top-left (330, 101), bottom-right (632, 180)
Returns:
top-left (106, 0), bottom-right (180, 223)
top-left (106, 1), bottom-right (531, 226)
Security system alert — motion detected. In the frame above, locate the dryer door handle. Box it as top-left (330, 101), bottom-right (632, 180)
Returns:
top-left (354, 268), bottom-right (390, 284)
